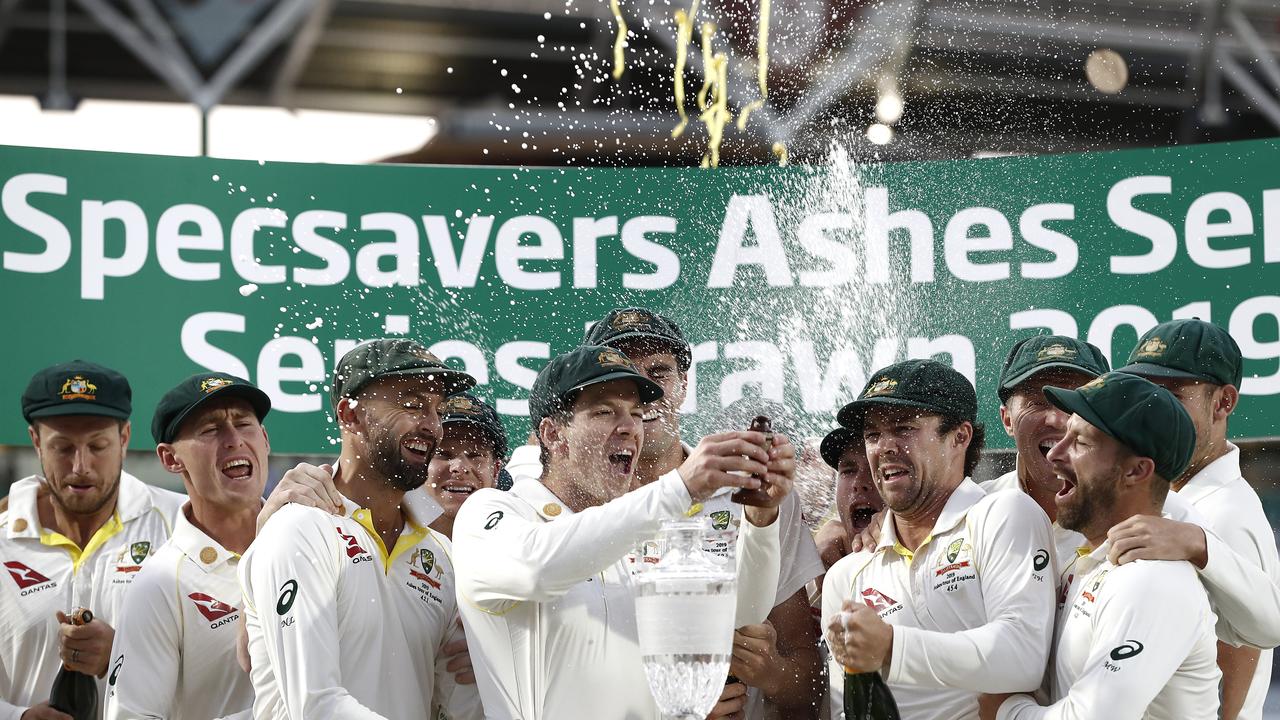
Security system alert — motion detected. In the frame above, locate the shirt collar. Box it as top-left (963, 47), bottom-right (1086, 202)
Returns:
top-left (330, 463), bottom-right (445, 528)
top-left (169, 505), bottom-right (238, 572)
top-left (4, 470), bottom-right (151, 539)
top-left (1177, 443), bottom-right (1242, 503)
top-left (510, 478), bottom-right (572, 520)
top-left (876, 477), bottom-right (985, 552)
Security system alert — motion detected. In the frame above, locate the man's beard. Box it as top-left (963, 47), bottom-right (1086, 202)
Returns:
top-left (369, 427), bottom-right (436, 492)
top-left (1058, 467), bottom-right (1119, 535)
top-left (45, 465), bottom-right (122, 516)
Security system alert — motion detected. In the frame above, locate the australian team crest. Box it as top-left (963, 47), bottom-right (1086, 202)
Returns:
top-left (200, 377), bottom-right (233, 394)
top-left (59, 375), bottom-right (98, 401)
top-left (130, 541), bottom-right (151, 564)
top-left (1036, 343), bottom-right (1077, 361)
top-left (444, 395), bottom-right (481, 415)
top-left (864, 377), bottom-right (898, 398)
top-left (598, 349), bottom-right (634, 370)
top-left (709, 510), bottom-right (732, 531)
top-left (611, 309), bottom-right (651, 330)
top-left (1134, 337), bottom-right (1167, 359)
top-left (418, 548), bottom-right (435, 574)
top-left (945, 539), bottom-right (966, 563)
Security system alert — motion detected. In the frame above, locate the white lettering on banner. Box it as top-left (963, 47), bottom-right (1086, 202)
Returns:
top-left (494, 341), bottom-right (551, 416)
top-left (495, 215), bottom-right (564, 290)
top-left (1231, 296), bottom-right (1280, 394)
top-left (1108, 176), bottom-right (1177, 274)
top-left (82, 199), bottom-right (149, 300)
top-left (156, 204), bottom-right (224, 282)
top-left (258, 337), bottom-right (326, 413)
top-left (422, 214), bottom-right (492, 288)
top-left (708, 195), bottom-right (793, 288)
top-left (356, 212), bottom-right (418, 288)
top-left (2, 173), bottom-right (71, 274)
top-left (292, 210), bottom-right (350, 286)
top-left (944, 207), bottom-right (1014, 283)
top-left (795, 213), bottom-right (856, 287)
top-left (1087, 305), bottom-right (1161, 369)
top-left (1019, 203), bottom-right (1078, 279)
top-left (1185, 192), bottom-right (1253, 269)
top-left (621, 215), bottom-right (680, 290)
top-left (571, 216), bottom-right (617, 289)
top-left (230, 208), bottom-right (288, 285)
top-left (864, 186), bottom-right (936, 284)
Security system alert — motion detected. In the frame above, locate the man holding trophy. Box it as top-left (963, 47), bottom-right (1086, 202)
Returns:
top-left (453, 344), bottom-right (795, 719)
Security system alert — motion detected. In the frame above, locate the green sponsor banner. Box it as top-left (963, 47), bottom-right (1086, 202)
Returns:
top-left (2, 140), bottom-right (1278, 454)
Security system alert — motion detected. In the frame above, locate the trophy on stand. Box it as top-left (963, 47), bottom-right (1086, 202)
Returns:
top-left (634, 519), bottom-right (737, 719)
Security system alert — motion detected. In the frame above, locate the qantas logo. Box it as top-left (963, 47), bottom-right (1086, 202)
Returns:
top-left (5, 561), bottom-right (52, 590)
top-left (188, 593), bottom-right (239, 622)
top-left (336, 528), bottom-right (371, 561)
top-left (860, 588), bottom-right (899, 613)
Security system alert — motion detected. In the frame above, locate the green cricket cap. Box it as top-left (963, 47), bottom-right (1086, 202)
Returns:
top-left (837, 359), bottom-right (977, 429)
top-left (820, 427), bottom-right (863, 469)
top-left (584, 307), bottom-right (692, 371)
top-left (1117, 319), bottom-right (1242, 388)
top-left (152, 373), bottom-right (271, 444)
top-left (331, 339), bottom-right (476, 407)
top-left (529, 344), bottom-right (664, 424)
top-left (998, 335), bottom-right (1110, 403)
top-left (1043, 371), bottom-right (1196, 481)
top-left (441, 392), bottom-right (509, 460)
top-left (22, 360), bottom-right (132, 423)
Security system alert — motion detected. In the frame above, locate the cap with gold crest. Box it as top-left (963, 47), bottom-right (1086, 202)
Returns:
top-left (22, 360), bottom-right (132, 424)
top-left (836, 359), bottom-right (977, 430)
top-left (528, 344), bottom-right (664, 424)
top-left (1117, 318), bottom-right (1242, 389)
top-left (151, 373), bottom-right (271, 444)
top-left (330, 338), bottom-right (476, 407)
top-left (441, 392), bottom-right (509, 460)
top-left (997, 335), bottom-right (1110, 403)
top-left (584, 307), bottom-right (692, 371)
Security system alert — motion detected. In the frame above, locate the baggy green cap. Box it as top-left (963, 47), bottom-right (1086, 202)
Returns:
top-left (529, 345), bottom-right (664, 424)
top-left (440, 392), bottom-right (509, 460)
top-left (1043, 371), bottom-right (1196, 481)
top-left (22, 360), bottom-right (132, 423)
top-left (837, 359), bottom-right (977, 429)
top-left (820, 427), bottom-right (862, 469)
top-left (1117, 318), bottom-right (1242, 388)
top-left (152, 373), bottom-right (271, 444)
top-left (584, 307), bottom-right (692, 371)
top-left (998, 335), bottom-right (1109, 403)
top-left (331, 339), bottom-right (476, 407)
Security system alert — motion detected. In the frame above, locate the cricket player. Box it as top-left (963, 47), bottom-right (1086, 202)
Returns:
top-left (239, 339), bottom-right (481, 719)
top-left (0, 361), bottom-right (185, 720)
top-left (986, 371), bottom-right (1220, 719)
top-left (508, 307), bottom-right (825, 717)
top-left (105, 373), bottom-right (271, 720)
top-left (823, 359), bottom-right (1056, 720)
top-left (453, 344), bottom-right (792, 720)
top-left (1113, 319), bottom-right (1280, 720)
top-left (422, 392), bottom-right (508, 540)
top-left (813, 427), bottom-right (882, 572)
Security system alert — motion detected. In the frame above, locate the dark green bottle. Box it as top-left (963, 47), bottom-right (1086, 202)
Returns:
top-left (843, 671), bottom-right (900, 720)
top-left (49, 608), bottom-right (98, 720)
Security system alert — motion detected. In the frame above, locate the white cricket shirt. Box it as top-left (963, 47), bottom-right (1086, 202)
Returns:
top-left (104, 505), bottom-right (253, 720)
top-left (997, 543), bottom-right (1220, 720)
top-left (822, 481), bottom-right (1057, 720)
top-left (453, 470), bottom-right (782, 720)
top-left (0, 472), bottom-right (184, 720)
top-left (1173, 446), bottom-right (1280, 720)
top-left (240, 490), bottom-right (480, 720)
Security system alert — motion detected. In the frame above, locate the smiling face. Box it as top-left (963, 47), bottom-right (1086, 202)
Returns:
top-left (30, 415), bottom-right (130, 516)
top-left (1046, 414), bottom-right (1125, 539)
top-left (1002, 369), bottom-right (1094, 490)
top-left (861, 406), bottom-right (968, 518)
top-left (426, 425), bottom-right (500, 518)
top-left (835, 441), bottom-right (882, 537)
top-left (162, 397), bottom-right (269, 511)
top-left (346, 375), bottom-right (446, 492)
top-left (541, 379), bottom-right (644, 505)
top-left (613, 339), bottom-right (686, 456)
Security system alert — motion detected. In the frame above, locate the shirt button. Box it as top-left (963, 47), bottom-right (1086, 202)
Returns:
top-left (543, 503), bottom-right (562, 517)
top-left (199, 547), bottom-right (218, 564)
top-left (13, 519), bottom-right (27, 532)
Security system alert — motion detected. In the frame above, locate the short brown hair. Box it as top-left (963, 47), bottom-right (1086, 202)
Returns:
top-left (937, 415), bottom-right (985, 478)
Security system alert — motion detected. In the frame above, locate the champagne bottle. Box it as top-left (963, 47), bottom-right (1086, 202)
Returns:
top-left (730, 416), bottom-right (774, 507)
top-left (843, 670), bottom-right (901, 720)
top-left (50, 608), bottom-right (98, 720)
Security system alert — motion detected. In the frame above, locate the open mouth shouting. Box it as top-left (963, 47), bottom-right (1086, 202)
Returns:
top-left (848, 502), bottom-right (880, 533)
top-left (877, 463), bottom-right (911, 486)
top-left (220, 456), bottom-right (254, 481)
top-left (1056, 469), bottom-right (1078, 501)
top-left (607, 448), bottom-right (636, 476)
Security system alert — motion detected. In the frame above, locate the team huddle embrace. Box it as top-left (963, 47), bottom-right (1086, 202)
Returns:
top-left (1, 307), bottom-right (1276, 720)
